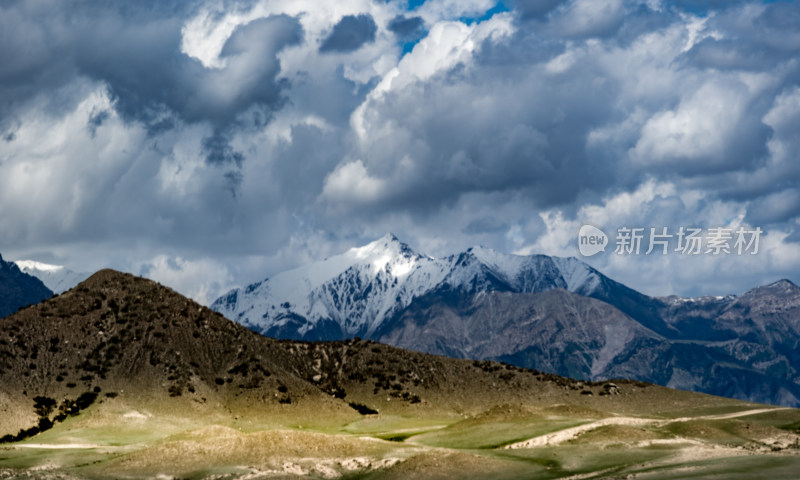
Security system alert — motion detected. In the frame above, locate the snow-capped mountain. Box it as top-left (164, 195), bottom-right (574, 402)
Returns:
top-left (14, 260), bottom-right (90, 294)
top-left (212, 235), bottom-right (800, 407)
top-left (212, 234), bottom-right (605, 339)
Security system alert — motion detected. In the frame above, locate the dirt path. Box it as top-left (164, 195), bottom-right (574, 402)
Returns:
top-left (504, 407), bottom-right (790, 449)
top-left (504, 416), bottom-right (653, 448)
top-left (13, 443), bottom-right (105, 449)
top-left (674, 407), bottom-right (791, 422)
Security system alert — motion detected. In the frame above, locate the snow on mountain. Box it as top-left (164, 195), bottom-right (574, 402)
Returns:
top-left (212, 234), bottom-right (605, 339)
top-left (14, 260), bottom-right (90, 294)
top-left (214, 234), bottom-right (447, 337)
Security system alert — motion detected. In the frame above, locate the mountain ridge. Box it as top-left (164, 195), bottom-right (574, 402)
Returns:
top-left (211, 235), bottom-right (800, 407)
top-left (212, 234), bottom-right (607, 339)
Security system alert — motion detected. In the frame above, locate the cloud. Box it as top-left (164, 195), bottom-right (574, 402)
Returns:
top-left (518, 179), bottom-right (800, 297)
top-left (1, 0), bottom-right (799, 302)
top-left (548, 0), bottom-right (625, 38)
top-left (683, 2), bottom-right (800, 70)
top-left (509, 0), bottom-right (567, 19)
top-left (321, 159), bottom-right (387, 206)
top-left (319, 14), bottom-right (377, 53)
top-left (747, 189), bottom-right (800, 226)
top-left (388, 15), bottom-right (425, 39)
top-left (629, 78), bottom-right (770, 174)
top-left (0, 2), bottom-right (303, 131)
top-left (139, 255), bottom-right (234, 306)
top-left (80, 14), bottom-right (303, 129)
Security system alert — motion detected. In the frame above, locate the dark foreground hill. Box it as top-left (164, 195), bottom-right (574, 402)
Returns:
top-left (0, 252), bottom-right (52, 319)
top-left (1, 270), bottom-right (799, 479)
top-left (0, 270), bottom-right (660, 436)
top-left (0, 269), bottom-right (343, 438)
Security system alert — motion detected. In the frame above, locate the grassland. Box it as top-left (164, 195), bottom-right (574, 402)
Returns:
top-left (1, 395), bottom-right (799, 480)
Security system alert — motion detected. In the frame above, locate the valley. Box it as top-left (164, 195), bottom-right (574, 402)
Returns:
top-left (0, 270), bottom-right (799, 479)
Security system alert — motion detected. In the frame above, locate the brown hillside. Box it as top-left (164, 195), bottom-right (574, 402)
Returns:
top-left (0, 270), bottom-right (346, 436)
top-left (0, 269), bottom-right (767, 439)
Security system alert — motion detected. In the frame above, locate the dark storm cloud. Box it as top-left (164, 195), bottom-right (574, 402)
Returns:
top-left (684, 2), bottom-right (800, 70)
top-left (319, 14), bottom-right (378, 53)
top-left (388, 15), bottom-right (425, 39)
top-left (203, 132), bottom-right (245, 167)
top-left (508, 0), bottom-right (566, 19)
top-left (334, 28), bottom-right (623, 216)
top-left (666, 0), bottom-right (750, 13)
top-left (746, 189), bottom-right (800, 226)
top-left (79, 14), bottom-right (303, 128)
top-left (0, 1), bottom-right (302, 133)
top-left (0, 2), bottom-right (76, 128)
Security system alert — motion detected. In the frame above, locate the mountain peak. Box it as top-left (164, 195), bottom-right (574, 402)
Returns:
top-left (78, 268), bottom-right (137, 288)
top-left (750, 278), bottom-right (800, 295)
top-left (382, 232), bottom-right (400, 243)
top-left (744, 278), bottom-right (800, 295)
top-left (347, 234), bottom-right (418, 264)
top-left (212, 237), bottom-right (613, 340)
top-left (357, 233), bottom-right (408, 251)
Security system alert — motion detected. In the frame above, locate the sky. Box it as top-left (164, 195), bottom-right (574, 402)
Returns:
top-left (1, 0), bottom-right (799, 304)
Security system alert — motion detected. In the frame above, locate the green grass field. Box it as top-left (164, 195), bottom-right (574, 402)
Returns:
top-left (1, 396), bottom-right (799, 480)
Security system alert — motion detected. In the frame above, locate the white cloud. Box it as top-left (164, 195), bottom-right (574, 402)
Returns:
top-left (352, 14), bottom-right (514, 140)
top-left (416, 0), bottom-right (496, 24)
top-left (140, 255), bottom-right (234, 306)
top-left (517, 180), bottom-right (680, 258)
top-left (630, 80), bottom-right (746, 168)
top-left (320, 159), bottom-right (386, 205)
top-left (514, 178), bottom-right (800, 296)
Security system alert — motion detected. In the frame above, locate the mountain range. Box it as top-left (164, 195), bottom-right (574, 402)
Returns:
top-left (2, 269), bottom-right (799, 479)
top-left (212, 234), bottom-right (800, 407)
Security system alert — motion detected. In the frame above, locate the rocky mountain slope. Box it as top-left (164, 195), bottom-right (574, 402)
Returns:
top-left (0, 252), bottom-right (52, 319)
top-left (212, 235), bottom-right (800, 407)
top-left (379, 287), bottom-right (800, 406)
